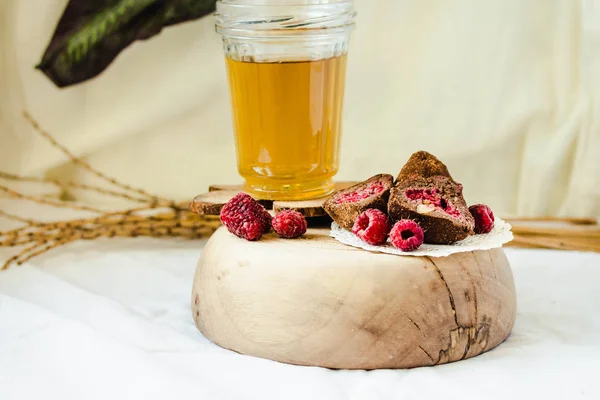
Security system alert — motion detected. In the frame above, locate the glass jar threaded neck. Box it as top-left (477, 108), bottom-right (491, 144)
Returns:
top-left (216, 0), bottom-right (356, 39)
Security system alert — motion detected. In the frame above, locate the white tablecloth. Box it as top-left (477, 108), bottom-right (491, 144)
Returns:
top-left (1, 237), bottom-right (599, 400)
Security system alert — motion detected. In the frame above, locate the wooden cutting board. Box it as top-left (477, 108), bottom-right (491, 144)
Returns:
top-left (190, 182), bottom-right (358, 218)
top-left (192, 226), bottom-right (516, 369)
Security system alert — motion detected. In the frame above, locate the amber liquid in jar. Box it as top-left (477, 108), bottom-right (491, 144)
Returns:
top-left (225, 54), bottom-right (348, 200)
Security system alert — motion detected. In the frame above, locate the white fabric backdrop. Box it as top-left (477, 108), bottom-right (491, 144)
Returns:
top-left (0, 226), bottom-right (599, 399)
top-left (1, 0), bottom-right (599, 217)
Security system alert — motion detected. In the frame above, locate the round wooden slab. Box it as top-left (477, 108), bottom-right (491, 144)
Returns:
top-left (192, 227), bottom-right (516, 369)
top-left (193, 181), bottom-right (359, 218)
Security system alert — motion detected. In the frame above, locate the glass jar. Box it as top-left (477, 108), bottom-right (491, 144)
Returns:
top-left (216, 0), bottom-right (356, 200)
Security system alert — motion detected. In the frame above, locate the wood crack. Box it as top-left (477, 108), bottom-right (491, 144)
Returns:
top-left (460, 330), bottom-right (473, 361)
top-left (459, 254), bottom-right (479, 360)
top-left (407, 316), bottom-right (422, 333)
top-left (427, 255), bottom-right (494, 365)
top-left (427, 256), bottom-right (459, 327)
top-left (488, 250), bottom-right (504, 352)
top-left (419, 345), bottom-right (434, 363)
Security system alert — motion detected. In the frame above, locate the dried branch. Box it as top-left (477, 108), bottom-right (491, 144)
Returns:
top-left (0, 114), bottom-right (220, 270)
top-left (0, 171), bottom-right (151, 204)
top-left (0, 184), bottom-right (105, 213)
top-left (14, 239), bottom-right (74, 267)
top-left (0, 204), bottom-right (163, 239)
top-left (2, 242), bottom-right (42, 270)
top-left (0, 209), bottom-right (37, 225)
top-left (22, 111), bottom-right (173, 206)
top-left (0, 215), bottom-right (219, 247)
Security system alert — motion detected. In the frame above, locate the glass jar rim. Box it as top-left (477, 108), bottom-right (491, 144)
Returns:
top-left (216, 0), bottom-right (356, 38)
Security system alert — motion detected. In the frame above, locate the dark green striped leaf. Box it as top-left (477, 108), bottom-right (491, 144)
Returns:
top-left (37, 0), bottom-right (217, 88)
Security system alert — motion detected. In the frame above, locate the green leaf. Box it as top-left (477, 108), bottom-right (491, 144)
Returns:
top-left (37, 0), bottom-right (217, 88)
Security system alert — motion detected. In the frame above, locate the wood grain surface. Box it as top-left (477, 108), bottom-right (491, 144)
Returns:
top-left (192, 227), bottom-right (516, 369)
top-left (194, 182), bottom-right (357, 217)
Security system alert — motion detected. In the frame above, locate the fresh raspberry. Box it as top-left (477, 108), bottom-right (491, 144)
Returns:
top-left (469, 204), bottom-right (495, 234)
top-left (272, 210), bottom-right (307, 239)
top-left (389, 219), bottom-right (424, 252)
top-left (220, 193), bottom-right (270, 241)
top-left (352, 209), bottom-right (391, 245)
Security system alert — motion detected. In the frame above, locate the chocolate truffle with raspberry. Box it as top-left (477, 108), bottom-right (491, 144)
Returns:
top-left (395, 150), bottom-right (453, 183)
top-left (388, 153), bottom-right (474, 244)
top-left (324, 174), bottom-right (394, 230)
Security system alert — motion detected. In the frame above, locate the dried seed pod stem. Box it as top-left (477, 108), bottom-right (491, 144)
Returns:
top-left (0, 209), bottom-right (37, 225)
top-left (22, 111), bottom-right (172, 205)
top-left (0, 171), bottom-right (151, 204)
top-left (0, 113), bottom-right (225, 270)
top-left (0, 184), bottom-right (105, 213)
top-left (2, 241), bottom-right (45, 270)
top-left (14, 239), bottom-right (75, 267)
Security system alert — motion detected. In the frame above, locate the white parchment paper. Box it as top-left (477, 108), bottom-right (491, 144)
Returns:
top-left (330, 218), bottom-right (513, 257)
